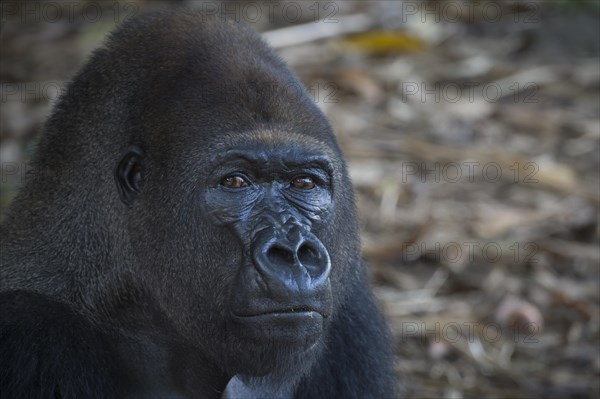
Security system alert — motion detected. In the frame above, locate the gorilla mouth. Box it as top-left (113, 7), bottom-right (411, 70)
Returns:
top-left (233, 311), bottom-right (324, 327)
top-left (230, 308), bottom-right (325, 347)
top-left (233, 306), bottom-right (325, 318)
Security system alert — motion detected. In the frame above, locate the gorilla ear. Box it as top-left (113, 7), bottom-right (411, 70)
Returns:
top-left (115, 145), bottom-right (144, 206)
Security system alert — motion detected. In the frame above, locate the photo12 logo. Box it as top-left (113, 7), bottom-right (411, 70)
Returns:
top-left (0, 2), bottom-right (140, 24)
top-left (400, 320), bottom-right (541, 344)
top-left (401, 241), bottom-right (538, 264)
top-left (400, 81), bottom-right (539, 104)
top-left (398, 0), bottom-right (541, 24)
top-left (400, 161), bottom-right (539, 184)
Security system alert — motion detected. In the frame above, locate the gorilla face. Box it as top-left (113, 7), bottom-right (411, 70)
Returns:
top-left (117, 128), bottom-right (338, 376)
top-left (205, 134), bottom-right (334, 340)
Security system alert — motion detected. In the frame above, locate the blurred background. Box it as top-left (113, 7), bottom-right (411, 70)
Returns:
top-left (1, 0), bottom-right (599, 397)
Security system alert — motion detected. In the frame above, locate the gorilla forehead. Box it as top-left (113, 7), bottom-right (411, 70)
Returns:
top-left (140, 68), bottom-right (333, 149)
top-left (206, 130), bottom-right (336, 164)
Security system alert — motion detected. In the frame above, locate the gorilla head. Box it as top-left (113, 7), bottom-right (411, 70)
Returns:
top-left (1, 10), bottom-right (394, 398)
top-left (108, 13), bottom-right (358, 379)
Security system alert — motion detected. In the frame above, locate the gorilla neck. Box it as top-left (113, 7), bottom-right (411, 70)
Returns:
top-left (115, 332), bottom-right (230, 397)
top-left (103, 288), bottom-right (232, 397)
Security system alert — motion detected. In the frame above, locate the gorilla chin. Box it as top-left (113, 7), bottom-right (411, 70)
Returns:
top-left (226, 285), bottom-right (333, 375)
top-left (218, 312), bottom-right (324, 378)
top-left (231, 311), bottom-right (325, 346)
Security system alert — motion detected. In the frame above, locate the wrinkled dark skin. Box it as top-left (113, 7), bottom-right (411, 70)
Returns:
top-left (0, 10), bottom-right (396, 399)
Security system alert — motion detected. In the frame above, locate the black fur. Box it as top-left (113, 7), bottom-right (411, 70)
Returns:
top-left (0, 10), bottom-right (396, 398)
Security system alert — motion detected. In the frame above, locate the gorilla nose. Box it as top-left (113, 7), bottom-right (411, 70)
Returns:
top-left (252, 228), bottom-right (331, 296)
top-left (266, 240), bottom-right (325, 278)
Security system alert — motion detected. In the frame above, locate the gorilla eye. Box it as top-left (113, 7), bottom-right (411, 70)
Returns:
top-left (221, 175), bottom-right (249, 188)
top-left (291, 176), bottom-right (315, 190)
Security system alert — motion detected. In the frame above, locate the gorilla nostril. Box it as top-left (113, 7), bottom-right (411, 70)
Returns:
top-left (297, 243), bottom-right (318, 265)
top-left (267, 245), bottom-right (295, 265)
top-left (298, 242), bottom-right (330, 279)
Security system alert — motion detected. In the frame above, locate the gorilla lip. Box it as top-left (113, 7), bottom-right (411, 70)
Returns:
top-left (232, 306), bottom-right (326, 319)
top-left (233, 311), bottom-right (324, 326)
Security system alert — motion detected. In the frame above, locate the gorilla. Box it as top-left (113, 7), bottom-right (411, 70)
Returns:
top-left (0, 10), bottom-right (396, 399)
